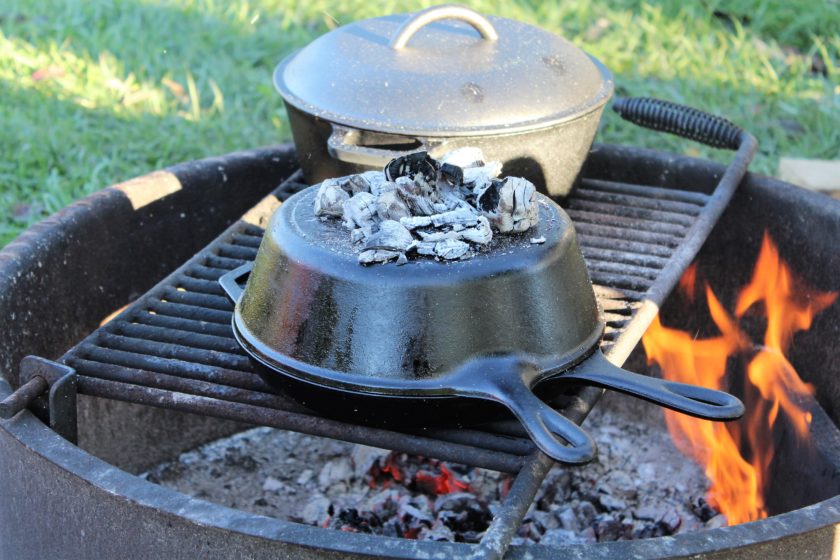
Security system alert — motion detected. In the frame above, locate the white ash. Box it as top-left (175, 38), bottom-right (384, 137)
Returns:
top-left (141, 391), bottom-right (719, 544)
top-left (312, 149), bottom-right (540, 265)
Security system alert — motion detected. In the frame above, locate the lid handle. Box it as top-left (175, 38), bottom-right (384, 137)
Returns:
top-left (390, 4), bottom-right (499, 50)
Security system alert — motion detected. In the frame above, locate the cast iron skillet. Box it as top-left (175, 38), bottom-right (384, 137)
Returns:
top-left (220, 188), bottom-right (744, 464)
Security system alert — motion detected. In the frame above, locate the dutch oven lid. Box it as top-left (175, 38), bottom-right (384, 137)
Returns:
top-left (273, 4), bottom-right (614, 137)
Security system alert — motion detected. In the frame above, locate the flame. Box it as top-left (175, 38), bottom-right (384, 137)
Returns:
top-left (642, 231), bottom-right (836, 525)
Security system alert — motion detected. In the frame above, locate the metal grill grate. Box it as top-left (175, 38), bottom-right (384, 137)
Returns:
top-left (56, 170), bottom-right (714, 467)
top-left (49, 163), bottom-right (734, 559)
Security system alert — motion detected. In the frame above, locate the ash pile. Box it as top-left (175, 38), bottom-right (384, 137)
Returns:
top-left (142, 393), bottom-right (726, 545)
top-left (313, 148), bottom-right (542, 265)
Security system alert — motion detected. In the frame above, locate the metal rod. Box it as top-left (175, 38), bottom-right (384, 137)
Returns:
top-left (205, 254), bottom-right (248, 270)
top-left (579, 178), bottom-right (710, 205)
top-left (568, 198), bottom-right (697, 225)
top-left (574, 222), bottom-right (681, 248)
top-left (161, 288), bottom-right (233, 311)
top-left (67, 358), bottom-right (302, 411)
top-left (586, 259), bottom-right (661, 280)
top-left (78, 377), bottom-right (526, 473)
top-left (175, 276), bottom-right (226, 296)
top-left (78, 344), bottom-right (262, 390)
top-left (147, 300), bottom-right (231, 324)
top-left (133, 312), bottom-right (233, 337)
top-left (580, 246), bottom-right (668, 269)
top-left (567, 208), bottom-right (689, 236)
top-left (0, 376), bottom-right (48, 419)
top-left (112, 321), bottom-right (243, 354)
top-left (96, 332), bottom-right (252, 371)
top-left (187, 264), bottom-right (230, 281)
top-left (216, 243), bottom-right (259, 261)
top-left (579, 233), bottom-right (673, 258)
top-left (230, 233), bottom-right (263, 248)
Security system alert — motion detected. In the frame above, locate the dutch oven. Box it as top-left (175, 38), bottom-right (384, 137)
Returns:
top-left (219, 186), bottom-right (744, 464)
top-left (273, 4), bottom-right (614, 198)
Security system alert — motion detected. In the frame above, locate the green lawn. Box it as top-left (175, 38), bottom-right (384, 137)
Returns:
top-left (1, 0), bottom-right (838, 247)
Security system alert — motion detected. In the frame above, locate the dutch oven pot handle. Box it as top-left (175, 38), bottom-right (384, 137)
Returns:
top-left (451, 356), bottom-right (597, 464)
top-left (389, 4), bottom-right (499, 49)
top-left (327, 5), bottom-right (497, 168)
top-left (562, 349), bottom-right (745, 420)
top-left (219, 263), bottom-right (253, 304)
top-left (327, 125), bottom-right (448, 168)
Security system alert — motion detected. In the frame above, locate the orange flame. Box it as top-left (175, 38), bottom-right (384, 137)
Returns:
top-left (642, 231), bottom-right (836, 525)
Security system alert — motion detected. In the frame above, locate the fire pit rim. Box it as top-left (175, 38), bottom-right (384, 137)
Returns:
top-left (1, 143), bottom-right (839, 558)
top-left (2, 377), bottom-right (838, 558)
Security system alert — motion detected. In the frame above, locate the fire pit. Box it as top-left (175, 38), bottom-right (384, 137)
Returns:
top-left (1, 144), bottom-right (839, 559)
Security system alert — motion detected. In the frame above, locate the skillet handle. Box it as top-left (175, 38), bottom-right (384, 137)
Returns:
top-left (452, 357), bottom-right (596, 464)
top-left (563, 350), bottom-right (745, 420)
top-left (219, 263), bottom-right (253, 304)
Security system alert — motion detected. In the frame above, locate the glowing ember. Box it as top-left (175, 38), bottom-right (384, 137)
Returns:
top-left (642, 231), bottom-right (837, 525)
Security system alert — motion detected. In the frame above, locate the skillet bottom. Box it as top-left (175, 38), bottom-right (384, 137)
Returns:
top-left (250, 359), bottom-right (583, 431)
top-left (252, 359), bottom-right (509, 429)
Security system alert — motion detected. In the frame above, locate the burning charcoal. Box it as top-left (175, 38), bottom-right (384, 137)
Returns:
top-left (434, 239), bottom-right (470, 260)
top-left (342, 192), bottom-right (378, 230)
top-left (480, 176), bottom-right (540, 233)
top-left (261, 476), bottom-right (290, 493)
top-left (395, 177), bottom-right (438, 216)
top-left (296, 469), bottom-right (314, 485)
top-left (364, 220), bottom-right (415, 253)
top-left (440, 147), bottom-right (486, 169)
top-left (597, 493), bottom-right (627, 512)
top-left (384, 151), bottom-right (438, 185)
top-left (464, 162), bottom-right (503, 191)
top-left (604, 470), bottom-right (637, 499)
top-left (594, 514), bottom-right (623, 541)
top-left (328, 508), bottom-right (383, 533)
top-left (575, 500), bottom-right (598, 527)
top-left (633, 504), bottom-right (664, 522)
top-left (350, 225), bottom-right (375, 244)
top-left (556, 507), bottom-right (579, 532)
top-left (318, 457), bottom-right (353, 489)
top-left (690, 496), bottom-right (718, 522)
top-left (439, 163), bottom-right (464, 185)
top-left (399, 501), bottom-right (435, 525)
top-left (540, 528), bottom-right (591, 546)
top-left (376, 190), bottom-right (411, 222)
top-left (434, 492), bottom-right (492, 538)
top-left (659, 508), bottom-right (682, 533)
top-left (358, 249), bottom-right (402, 265)
top-left (351, 445), bottom-right (390, 479)
top-left (529, 510), bottom-right (560, 533)
top-left (705, 514), bottom-right (728, 529)
top-left (418, 521), bottom-right (454, 542)
top-left (476, 180), bottom-right (501, 213)
top-left (299, 494), bottom-right (332, 526)
top-left (314, 178), bottom-right (350, 217)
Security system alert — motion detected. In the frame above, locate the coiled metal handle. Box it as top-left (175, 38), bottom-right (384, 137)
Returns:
top-left (613, 97), bottom-right (744, 150)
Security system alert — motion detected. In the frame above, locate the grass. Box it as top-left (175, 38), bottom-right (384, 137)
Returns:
top-left (0, 0), bottom-right (838, 247)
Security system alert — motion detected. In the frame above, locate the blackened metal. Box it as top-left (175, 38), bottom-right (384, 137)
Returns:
top-left (77, 376), bottom-right (525, 474)
top-left (19, 357), bottom-right (78, 443)
top-left (0, 376), bottom-right (48, 419)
